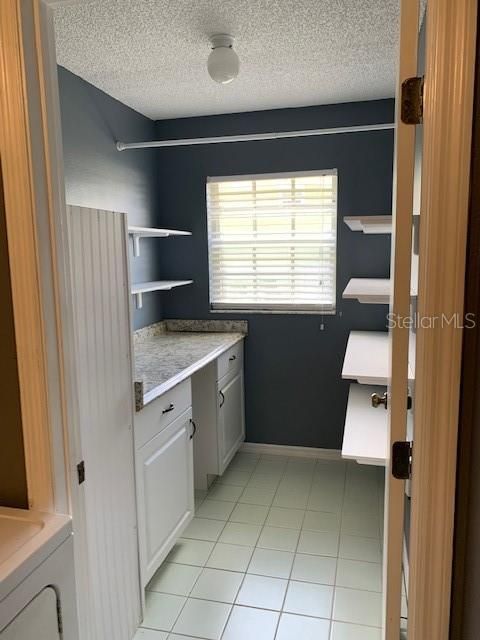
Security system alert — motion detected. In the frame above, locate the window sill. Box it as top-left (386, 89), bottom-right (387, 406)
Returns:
top-left (210, 308), bottom-right (337, 316)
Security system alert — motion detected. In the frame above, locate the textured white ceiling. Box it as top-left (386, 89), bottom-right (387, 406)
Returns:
top-left (54, 0), bottom-right (407, 121)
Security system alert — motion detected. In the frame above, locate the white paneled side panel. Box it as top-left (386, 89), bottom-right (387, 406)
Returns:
top-left (68, 206), bottom-right (140, 640)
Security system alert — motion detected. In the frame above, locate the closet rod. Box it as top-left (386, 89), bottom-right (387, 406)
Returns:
top-left (116, 122), bottom-right (394, 151)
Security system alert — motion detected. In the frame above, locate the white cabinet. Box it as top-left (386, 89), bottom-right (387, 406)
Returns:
top-left (135, 383), bottom-right (194, 588)
top-left (218, 370), bottom-right (245, 472)
top-left (192, 341), bottom-right (245, 489)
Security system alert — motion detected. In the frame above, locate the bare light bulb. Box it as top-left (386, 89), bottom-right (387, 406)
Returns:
top-left (207, 34), bottom-right (240, 85)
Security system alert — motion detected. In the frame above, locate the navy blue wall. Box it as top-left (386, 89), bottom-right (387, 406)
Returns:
top-left (58, 70), bottom-right (393, 448)
top-left (155, 101), bottom-right (394, 449)
top-left (57, 66), bottom-right (163, 329)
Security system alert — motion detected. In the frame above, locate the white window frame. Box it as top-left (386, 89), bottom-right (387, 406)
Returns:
top-left (206, 169), bottom-right (338, 314)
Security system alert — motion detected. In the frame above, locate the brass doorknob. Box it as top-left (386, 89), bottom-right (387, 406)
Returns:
top-left (371, 392), bottom-right (388, 409)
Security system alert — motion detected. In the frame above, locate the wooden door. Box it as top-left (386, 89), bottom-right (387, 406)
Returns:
top-left (383, 1), bottom-right (421, 637)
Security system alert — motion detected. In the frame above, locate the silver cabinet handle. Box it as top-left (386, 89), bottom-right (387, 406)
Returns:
top-left (229, 355), bottom-right (237, 362)
top-left (372, 392), bottom-right (413, 411)
top-left (219, 390), bottom-right (225, 408)
top-left (162, 403), bottom-right (175, 414)
top-left (190, 419), bottom-right (197, 439)
top-left (371, 392), bottom-right (388, 410)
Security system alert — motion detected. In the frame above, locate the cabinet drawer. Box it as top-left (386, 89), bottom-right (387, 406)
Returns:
top-left (135, 378), bottom-right (192, 449)
top-left (217, 341), bottom-right (243, 381)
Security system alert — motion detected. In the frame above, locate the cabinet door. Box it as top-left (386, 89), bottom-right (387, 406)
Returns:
top-left (218, 371), bottom-right (245, 473)
top-left (136, 409), bottom-right (194, 586)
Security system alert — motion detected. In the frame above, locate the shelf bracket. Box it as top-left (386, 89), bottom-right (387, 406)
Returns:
top-left (134, 292), bottom-right (143, 309)
top-left (132, 234), bottom-right (141, 258)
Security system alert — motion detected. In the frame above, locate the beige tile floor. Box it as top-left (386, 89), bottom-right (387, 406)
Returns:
top-left (136, 451), bottom-right (406, 640)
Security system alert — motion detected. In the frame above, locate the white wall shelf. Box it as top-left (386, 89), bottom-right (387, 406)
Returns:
top-left (128, 226), bottom-right (191, 257)
top-left (342, 331), bottom-right (415, 385)
top-left (342, 330), bottom-right (415, 385)
top-left (343, 265), bottom-right (418, 305)
top-left (342, 331), bottom-right (390, 385)
top-left (343, 278), bottom-right (391, 304)
top-left (131, 280), bottom-right (193, 309)
top-left (343, 215), bottom-right (392, 234)
top-left (342, 383), bottom-right (414, 466)
top-left (342, 383), bottom-right (388, 465)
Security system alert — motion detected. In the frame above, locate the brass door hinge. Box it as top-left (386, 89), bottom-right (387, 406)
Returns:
top-left (401, 76), bottom-right (424, 125)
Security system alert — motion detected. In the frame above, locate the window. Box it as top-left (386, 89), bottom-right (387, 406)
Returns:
top-left (206, 170), bottom-right (338, 313)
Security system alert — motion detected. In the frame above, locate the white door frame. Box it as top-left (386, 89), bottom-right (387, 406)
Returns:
top-left (15, 0), bottom-right (477, 637)
top-left (5, 0), bottom-right (87, 630)
top-left (408, 1), bottom-right (477, 639)
top-left (0, 0), bottom-right (79, 513)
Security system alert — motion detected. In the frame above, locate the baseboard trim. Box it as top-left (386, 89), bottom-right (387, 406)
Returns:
top-left (240, 442), bottom-right (342, 460)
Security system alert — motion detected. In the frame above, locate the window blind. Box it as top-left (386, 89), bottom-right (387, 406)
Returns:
top-left (206, 170), bottom-right (338, 312)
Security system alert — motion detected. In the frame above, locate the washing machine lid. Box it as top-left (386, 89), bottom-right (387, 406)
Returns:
top-left (0, 515), bottom-right (43, 565)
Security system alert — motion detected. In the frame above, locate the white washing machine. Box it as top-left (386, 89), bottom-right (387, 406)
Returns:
top-left (0, 508), bottom-right (78, 639)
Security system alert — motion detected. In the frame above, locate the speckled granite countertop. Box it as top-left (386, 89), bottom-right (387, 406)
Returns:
top-left (134, 320), bottom-right (247, 411)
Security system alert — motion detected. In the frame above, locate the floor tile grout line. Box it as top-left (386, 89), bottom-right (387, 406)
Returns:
top-left (216, 452), bottom-right (265, 640)
top-left (272, 456), bottom-right (317, 639)
top-left (196, 455), bottom-right (258, 523)
top-left (279, 458), bottom-right (344, 638)
top-left (148, 571), bottom-right (384, 599)
top-left (322, 617), bottom-right (385, 631)
top-left (177, 453), bottom-right (260, 640)
top-left (174, 537), bottom-right (383, 564)
top-left (140, 614), bottom-right (388, 640)
top-left (141, 621), bottom-right (209, 638)
top-left (232, 452), bottom-right (293, 638)
top-left (166, 458), bottom-right (260, 640)
top-left (152, 593), bottom-right (372, 620)
top-left (255, 471), bottom-right (305, 554)
top-left (334, 463), bottom-right (385, 633)
top-left (184, 513), bottom-right (229, 598)
top-left (185, 514), bottom-right (384, 541)
top-left (242, 454), bottom-right (289, 574)
top-left (158, 613), bottom-right (384, 640)
top-left (328, 459), bottom-right (348, 639)
top-left (269, 456), bottom-right (297, 640)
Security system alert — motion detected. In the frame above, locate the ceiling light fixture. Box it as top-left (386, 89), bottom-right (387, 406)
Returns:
top-left (207, 34), bottom-right (240, 85)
